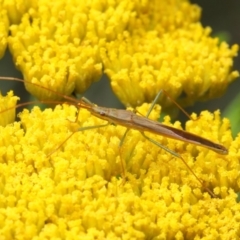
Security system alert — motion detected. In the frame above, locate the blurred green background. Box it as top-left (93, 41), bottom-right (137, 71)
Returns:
top-left (0, 0), bottom-right (239, 136)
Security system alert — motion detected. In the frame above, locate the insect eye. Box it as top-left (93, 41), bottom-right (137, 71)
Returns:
top-left (99, 111), bottom-right (105, 116)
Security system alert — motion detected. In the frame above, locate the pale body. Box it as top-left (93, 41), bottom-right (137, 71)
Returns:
top-left (80, 101), bottom-right (228, 156)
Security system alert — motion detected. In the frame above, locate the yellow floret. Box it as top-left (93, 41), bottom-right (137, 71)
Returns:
top-left (0, 96), bottom-right (240, 238)
top-left (8, 13), bottom-right (102, 100)
top-left (102, 28), bottom-right (239, 107)
top-left (4, 0), bottom-right (239, 108)
top-left (7, 0), bottom-right (136, 101)
top-left (1, 0), bottom-right (240, 238)
top-left (1, 1), bottom-right (36, 24)
top-left (0, 9), bottom-right (9, 58)
top-left (0, 91), bottom-right (19, 126)
top-left (100, 0), bottom-right (239, 107)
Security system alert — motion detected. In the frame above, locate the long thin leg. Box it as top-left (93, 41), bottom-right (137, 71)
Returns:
top-left (142, 132), bottom-right (216, 197)
top-left (71, 97), bottom-right (95, 124)
top-left (146, 90), bottom-right (163, 118)
top-left (121, 89), bottom-right (166, 145)
top-left (48, 97), bottom-right (109, 160)
top-left (120, 90), bottom-right (216, 197)
top-left (141, 132), bottom-right (181, 158)
top-left (118, 90), bottom-right (167, 179)
top-left (145, 91), bottom-right (216, 197)
top-left (47, 123), bottom-right (109, 157)
top-left (147, 89), bottom-right (192, 120)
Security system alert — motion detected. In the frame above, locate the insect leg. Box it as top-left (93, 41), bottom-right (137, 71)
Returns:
top-left (47, 123), bottom-right (109, 157)
top-left (141, 132), bottom-right (216, 197)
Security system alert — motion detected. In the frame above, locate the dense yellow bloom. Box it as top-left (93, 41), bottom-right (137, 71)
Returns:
top-left (0, 0), bottom-right (36, 24)
top-left (0, 92), bottom-right (240, 239)
top-left (0, 91), bottom-right (19, 126)
top-left (1, 1), bottom-right (240, 238)
top-left (7, 0), bottom-right (135, 100)
top-left (102, 2), bottom-right (239, 107)
top-left (2, 0), bottom-right (239, 108)
top-left (0, 8), bottom-right (8, 58)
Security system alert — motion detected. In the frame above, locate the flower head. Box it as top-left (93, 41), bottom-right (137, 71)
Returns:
top-left (7, 0), bottom-right (136, 101)
top-left (1, 1), bottom-right (240, 238)
top-left (102, 26), bottom-right (239, 107)
top-left (3, 0), bottom-right (238, 108)
top-left (1, 92), bottom-right (240, 238)
top-left (0, 91), bottom-right (19, 126)
top-left (0, 9), bottom-right (9, 58)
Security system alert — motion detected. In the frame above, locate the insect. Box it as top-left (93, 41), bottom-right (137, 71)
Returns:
top-left (0, 77), bottom-right (228, 197)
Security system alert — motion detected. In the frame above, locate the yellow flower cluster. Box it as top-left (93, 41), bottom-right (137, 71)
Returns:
top-left (0, 0), bottom-right (36, 24)
top-left (0, 8), bottom-right (8, 58)
top-left (0, 92), bottom-right (240, 238)
top-left (2, 0), bottom-right (239, 107)
top-left (0, 91), bottom-right (19, 126)
top-left (6, 0), bottom-right (136, 101)
top-left (102, 5), bottom-right (239, 107)
top-left (1, 0), bottom-right (240, 238)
